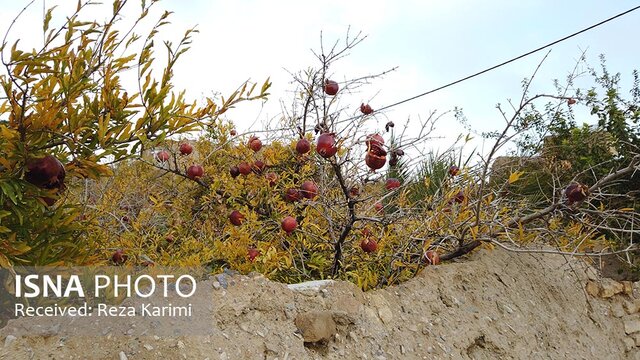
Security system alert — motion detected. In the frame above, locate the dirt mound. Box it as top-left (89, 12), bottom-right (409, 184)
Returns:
top-left (0, 248), bottom-right (633, 359)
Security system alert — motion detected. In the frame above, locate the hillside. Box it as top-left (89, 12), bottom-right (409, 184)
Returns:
top-left (1, 248), bottom-right (636, 359)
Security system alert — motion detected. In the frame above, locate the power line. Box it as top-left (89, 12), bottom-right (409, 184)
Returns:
top-left (372, 5), bottom-right (640, 114)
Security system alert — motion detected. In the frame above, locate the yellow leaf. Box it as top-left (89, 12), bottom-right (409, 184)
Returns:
top-left (0, 253), bottom-right (14, 274)
top-left (508, 171), bottom-right (525, 184)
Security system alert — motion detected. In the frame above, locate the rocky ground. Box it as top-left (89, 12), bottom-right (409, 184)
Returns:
top-left (1, 247), bottom-right (638, 359)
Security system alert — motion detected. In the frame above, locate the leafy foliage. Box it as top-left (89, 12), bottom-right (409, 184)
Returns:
top-left (2, 3), bottom-right (639, 296)
top-left (0, 1), bottom-right (269, 268)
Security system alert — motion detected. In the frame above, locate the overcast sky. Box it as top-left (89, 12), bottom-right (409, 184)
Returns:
top-left (1, 1), bottom-right (639, 155)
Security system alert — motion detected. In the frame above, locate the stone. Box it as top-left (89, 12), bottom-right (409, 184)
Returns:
top-left (624, 281), bottom-right (634, 296)
top-left (585, 281), bottom-right (600, 297)
top-left (601, 278), bottom-right (624, 298)
top-left (624, 316), bottom-right (640, 334)
top-left (294, 311), bottom-right (337, 343)
top-left (370, 294), bottom-right (394, 324)
top-left (633, 282), bottom-right (640, 298)
top-left (585, 266), bottom-right (599, 281)
top-left (143, 344), bottom-right (154, 351)
top-left (4, 335), bottom-right (17, 348)
top-left (633, 333), bottom-right (640, 347)
top-left (612, 302), bottom-right (626, 318)
top-left (626, 300), bottom-right (640, 315)
top-left (377, 306), bottom-right (394, 324)
top-left (119, 351), bottom-right (128, 360)
top-left (288, 280), bottom-right (335, 292)
top-left (624, 338), bottom-right (635, 352)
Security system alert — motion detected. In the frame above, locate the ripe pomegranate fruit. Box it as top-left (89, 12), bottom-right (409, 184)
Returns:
top-left (248, 136), bottom-right (262, 152)
top-left (229, 210), bottom-right (245, 226)
top-left (449, 165), bottom-right (460, 177)
top-left (248, 247), bottom-right (260, 262)
top-left (365, 151), bottom-right (386, 170)
top-left (385, 178), bottom-right (401, 190)
top-left (25, 155), bottom-right (65, 189)
top-left (361, 227), bottom-right (372, 237)
top-left (365, 133), bottom-right (384, 152)
top-left (111, 249), bottom-right (128, 265)
top-left (567, 98), bottom-right (577, 105)
top-left (425, 250), bottom-right (440, 265)
top-left (285, 188), bottom-right (301, 202)
top-left (296, 138), bottom-right (311, 155)
top-left (41, 197), bottom-right (57, 206)
top-left (186, 165), bottom-right (204, 180)
top-left (238, 162), bottom-right (252, 175)
top-left (360, 103), bottom-right (373, 115)
top-left (374, 202), bottom-right (384, 212)
top-left (316, 133), bottom-right (338, 158)
top-left (324, 79), bottom-right (339, 95)
top-left (252, 160), bottom-right (266, 174)
top-left (265, 172), bottom-right (278, 186)
top-left (385, 121), bottom-right (395, 132)
top-left (300, 181), bottom-right (319, 199)
top-left (229, 166), bottom-right (240, 178)
top-left (230, 129), bottom-right (237, 136)
top-left (349, 186), bottom-right (360, 197)
top-left (179, 143), bottom-right (193, 155)
top-left (450, 191), bottom-right (466, 204)
top-left (388, 156), bottom-right (398, 167)
top-left (565, 182), bottom-right (589, 205)
top-left (360, 238), bottom-right (378, 253)
top-left (281, 216), bottom-right (297, 234)
top-left (155, 150), bottom-right (170, 162)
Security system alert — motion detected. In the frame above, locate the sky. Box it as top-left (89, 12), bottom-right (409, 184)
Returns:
top-left (1, 0), bottom-right (639, 158)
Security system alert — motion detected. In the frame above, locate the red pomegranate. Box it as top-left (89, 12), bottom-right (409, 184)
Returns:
top-left (25, 155), bottom-right (65, 189)
top-left (565, 182), bottom-right (589, 205)
top-left (324, 80), bottom-right (339, 95)
top-left (281, 216), bottom-right (297, 234)
top-left (229, 210), bottom-right (244, 226)
top-left (252, 160), bottom-right (266, 174)
top-left (248, 247), bottom-right (261, 262)
top-left (360, 103), bottom-right (373, 115)
top-left (296, 138), bottom-right (311, 155)
top-left (111, 249), bottom-right (128, 265)
top-left (365, 152), bottom-right (386, 170)
top-left (425, 250), bottom-right (440, 265)
top-left (155, 150), bottom-right (170, 162)
top-left (366, 133), bottom-right (384, 151)
top-left (248, 136), bottom-right (262, 152)
top-left (238, 162), bottom-right (252, 175)
top-left (186, 165), bottom-right (204, 180)
top-left (300, 181), bottom-right (319, 199)
top-left (285, 188), bottom-right (301, 203)
top-left (452, 191), bottom-right (466, 204)
top-left (316, 133), bottom-right (338, 158)
top-left (374, 202), bottom-right (384, 213)
top-left (360, 238), bottom-right (378, 253)
top-left (385, 178), bottom-right (401, 190)
top-left (229, 166), bottom-right (240, 178)
top-left (179, 143), bottom-right (193, 155)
